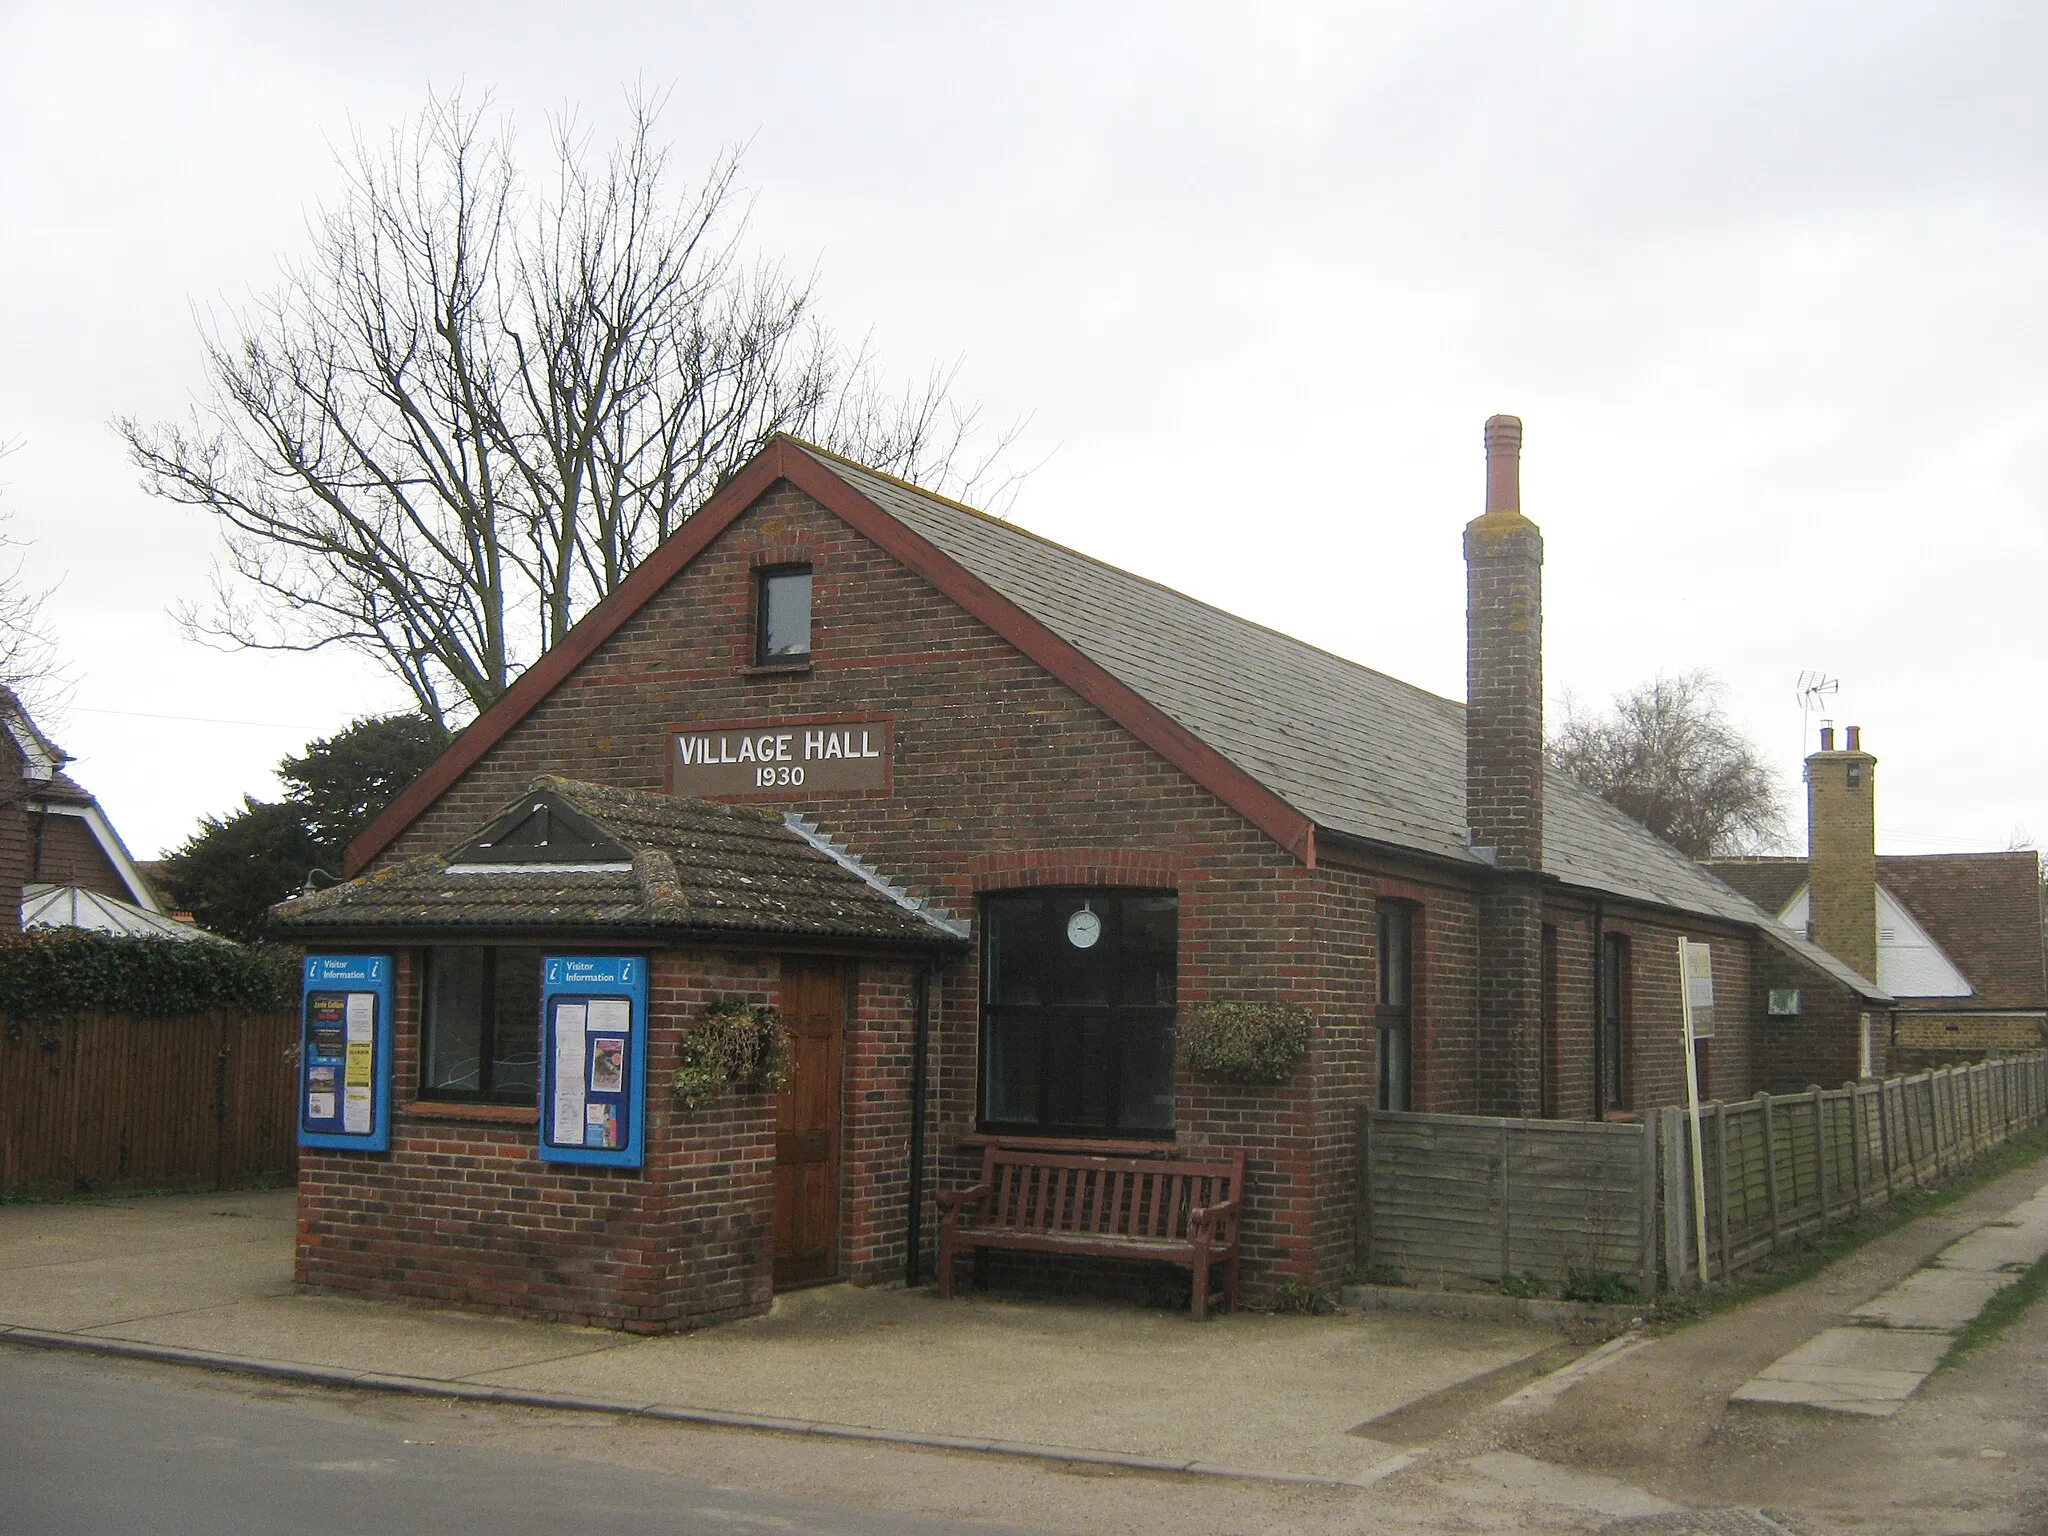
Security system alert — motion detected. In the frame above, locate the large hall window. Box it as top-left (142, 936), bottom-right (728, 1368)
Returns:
top-left (421, 947), bottom-right (543, 1103)
top-left (1377, 902), bottom-right (1416, 1111)
top-left (980, 889), bottom-right (1177, 1137)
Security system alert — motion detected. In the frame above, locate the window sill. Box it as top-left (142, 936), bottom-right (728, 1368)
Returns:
top-left (398, 1099), bottom-right (539, 1127)
top-left (743, 660), bottom-right (813, 677)
top-left (961, 1132), bottom-right (1179, 1156)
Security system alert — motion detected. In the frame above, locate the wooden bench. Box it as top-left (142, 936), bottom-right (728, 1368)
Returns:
top-left (935, 1144), bottom-right (1246, 1318)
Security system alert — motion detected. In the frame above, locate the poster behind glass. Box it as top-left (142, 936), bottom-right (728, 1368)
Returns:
top-left (298, 954), bottom-right (393, 1151)
top-left (538, 956), bottom-right (647, 1169)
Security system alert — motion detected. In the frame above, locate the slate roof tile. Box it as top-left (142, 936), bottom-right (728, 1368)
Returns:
top-left (799, 445), bottom-right (1887, 1000)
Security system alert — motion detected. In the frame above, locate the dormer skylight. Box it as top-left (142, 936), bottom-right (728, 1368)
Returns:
top-left (444, 792), bottom-right (634, 874)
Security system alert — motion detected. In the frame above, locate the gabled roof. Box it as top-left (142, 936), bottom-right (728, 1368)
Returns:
top-left (340, 437), bottom-right (1884, 998)
top-left (1706, 852), bottom-right (2046, 1010)
top-left (281, 777), bottom-right (966, 949)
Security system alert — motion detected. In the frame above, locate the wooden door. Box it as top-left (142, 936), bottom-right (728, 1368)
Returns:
top-left (774, 957), bottom-right (843, 1288)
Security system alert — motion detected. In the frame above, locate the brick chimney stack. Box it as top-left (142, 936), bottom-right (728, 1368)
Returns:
top-left (1806, 726), bottom-right (1878, 984)
top-left (1465, 414), bottom-right (1546, 1116)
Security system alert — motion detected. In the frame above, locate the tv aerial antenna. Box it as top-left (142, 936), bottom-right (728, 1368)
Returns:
top-left (1796, 671), bottom-right (1838, 754)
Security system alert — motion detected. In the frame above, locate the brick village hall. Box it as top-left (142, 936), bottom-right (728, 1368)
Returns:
top-left (273, 417), bottom-right (1890, 1331)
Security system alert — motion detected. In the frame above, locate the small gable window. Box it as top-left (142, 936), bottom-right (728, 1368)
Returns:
top-left (756, 564), bottom-right (813, 665)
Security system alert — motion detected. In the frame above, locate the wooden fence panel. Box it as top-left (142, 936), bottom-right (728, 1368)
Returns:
top-left (1361, 1110), bottom-right (1647, 1291)
top-left (1360, 1054), bottom-right (2048, 1295)
top-left (1, 1010), bottom-right (297, 1194)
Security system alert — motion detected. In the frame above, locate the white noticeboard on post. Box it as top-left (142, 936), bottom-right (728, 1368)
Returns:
top-left (1678, 938), bottom-right (1714, 1287)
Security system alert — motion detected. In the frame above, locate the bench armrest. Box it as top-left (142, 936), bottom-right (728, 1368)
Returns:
top-left (935, 1182), bottom-right (992, 1222)
top-left (1188, 1198), bottom-right (1240, 1239)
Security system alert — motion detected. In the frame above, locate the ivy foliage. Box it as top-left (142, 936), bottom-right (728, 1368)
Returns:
top-left (1179, 1000), bottom-right (1312, 1085)
top-left (673, 999), bottom-right (790, 1111)
top-left (0, 931), bottom-right (296, 1035)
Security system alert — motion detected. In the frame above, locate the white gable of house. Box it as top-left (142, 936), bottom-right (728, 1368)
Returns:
top-left (1778, 884), bottom-right (1974, 999)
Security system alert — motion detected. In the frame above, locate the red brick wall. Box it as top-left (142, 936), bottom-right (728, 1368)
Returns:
top-left (365, 481), bottom-right (1336, 1298)
top-left (298, 948), bottom-right (787, 1332)
top-left (1752, 947), bottom-right (1886, 1092)
top-left (320, 473), bottom-right (1859, 1311)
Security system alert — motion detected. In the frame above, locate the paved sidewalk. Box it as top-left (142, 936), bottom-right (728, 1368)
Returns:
top-left (1731, 1177), bottom-right (2048, 1416)
top-left (0, 1186), bottom-right (1561, 1487)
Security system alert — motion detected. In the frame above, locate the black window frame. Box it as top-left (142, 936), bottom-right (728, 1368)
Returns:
top-left (754, 563), bottom-right (814, 665)
top-left (418, 945), bottom-right (545, 1105)
top-left (1599, 932), bottom-right (1630, 1112)
top-left (1377, 901), bottom-right (1416, 1112)
top-left (977, 887), bottom-right (1178, 1140)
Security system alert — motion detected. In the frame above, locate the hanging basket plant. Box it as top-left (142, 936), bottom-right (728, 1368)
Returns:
top-left (1180, 1000), bottom-right (1312, 1086)
top-left (672, 998), bottom-right (790, 1111)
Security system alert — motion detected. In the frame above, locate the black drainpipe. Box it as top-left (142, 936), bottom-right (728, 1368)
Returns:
top-left (30, 802), bottom-right (48, 881)
top-left (1591, 897), bottom-right (1607, 1122)
top-left (904, 963), bottom-right (935, 1287)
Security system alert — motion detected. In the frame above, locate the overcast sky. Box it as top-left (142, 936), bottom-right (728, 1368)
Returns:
top-left (1, 1), bottom-right (2043, 864)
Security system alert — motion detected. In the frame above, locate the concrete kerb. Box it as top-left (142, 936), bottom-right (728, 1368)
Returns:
top-left (0, 1323), bottom-right (1401, 1491)
top-left (1339, 1283), bottom-right (1645, 1331)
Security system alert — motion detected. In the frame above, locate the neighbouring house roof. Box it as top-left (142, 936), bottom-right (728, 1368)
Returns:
top-left (21, 884), bottom-right (222, 941)
top-left (0, 691), bottom-right (162, 913)
top-left (1706, 852), bottom-right (2047, 1012)
top-left (274, 776), bottom-right (969, 950)
top-left (342, 438), bottom-right (1886, 1001)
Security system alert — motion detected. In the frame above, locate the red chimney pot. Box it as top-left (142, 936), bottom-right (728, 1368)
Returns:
top-left (1846, 725), bottom-right (1861, 752)
top-left (1484, 415), bottom-right (1522, 514)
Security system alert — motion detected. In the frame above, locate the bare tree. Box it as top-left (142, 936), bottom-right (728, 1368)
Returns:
top-left (120, 92), bottom-right (1020, 729)
top-left (1550, 671), bottom-right (1786, 859)
top-left (0, 437), bottom-right (64, 713)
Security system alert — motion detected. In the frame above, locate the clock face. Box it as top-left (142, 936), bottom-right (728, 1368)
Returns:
top-left (1065, 908), bottom-right (1103, 950)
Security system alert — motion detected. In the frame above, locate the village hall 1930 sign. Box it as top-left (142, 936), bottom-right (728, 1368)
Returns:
top-left (671, 718), bottom-right (891, 797)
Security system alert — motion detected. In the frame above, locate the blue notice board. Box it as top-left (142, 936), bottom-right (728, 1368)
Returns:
top-left (298, 954), bottom-right (393, 1152)
top-left (539, 956), bottom-right (648, 1169)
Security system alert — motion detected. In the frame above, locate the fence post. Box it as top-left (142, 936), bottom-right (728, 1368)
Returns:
top-left (1760, 1090), bottom-right (1782, 1251)
top-left (1498, 1118), bottom-right (1512, 1283)
top-left (1661, 1106), bottom-right (1689, 1289)
top-left (1938, 1068), bottom-right (1954, 1174)
top-left (1813, 1084), bottom-right (1831, 1221)
top-left (1847, 1083), bottom-right (1866, 1212)
top-left (1877, 1076), bottom-right (1894, 1201)
top-left (1714, 1102), bottom-right (1732, 1281)
top-left (1358, 1107), bottom-right (1375, 1275)
top-left (1638, 1117), bottom-right (1658, 1299)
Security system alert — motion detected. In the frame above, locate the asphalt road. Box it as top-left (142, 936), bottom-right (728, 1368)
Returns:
top-left (0, 1345), bottom-right (1035, 1536)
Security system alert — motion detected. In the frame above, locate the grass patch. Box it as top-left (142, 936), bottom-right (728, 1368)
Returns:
top-left (1940, 1250), bottom-right (2048, 1370)
top-left (1650, 1119), bottom-right (2048, 1331)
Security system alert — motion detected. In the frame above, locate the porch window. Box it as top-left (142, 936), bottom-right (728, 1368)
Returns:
top-left (1377, 902), bottom-right (1416, 1111)
top-left (420, 947), bottom-right (543, 1102)
top-left (979, 889), bottom-right (1177, 1137)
